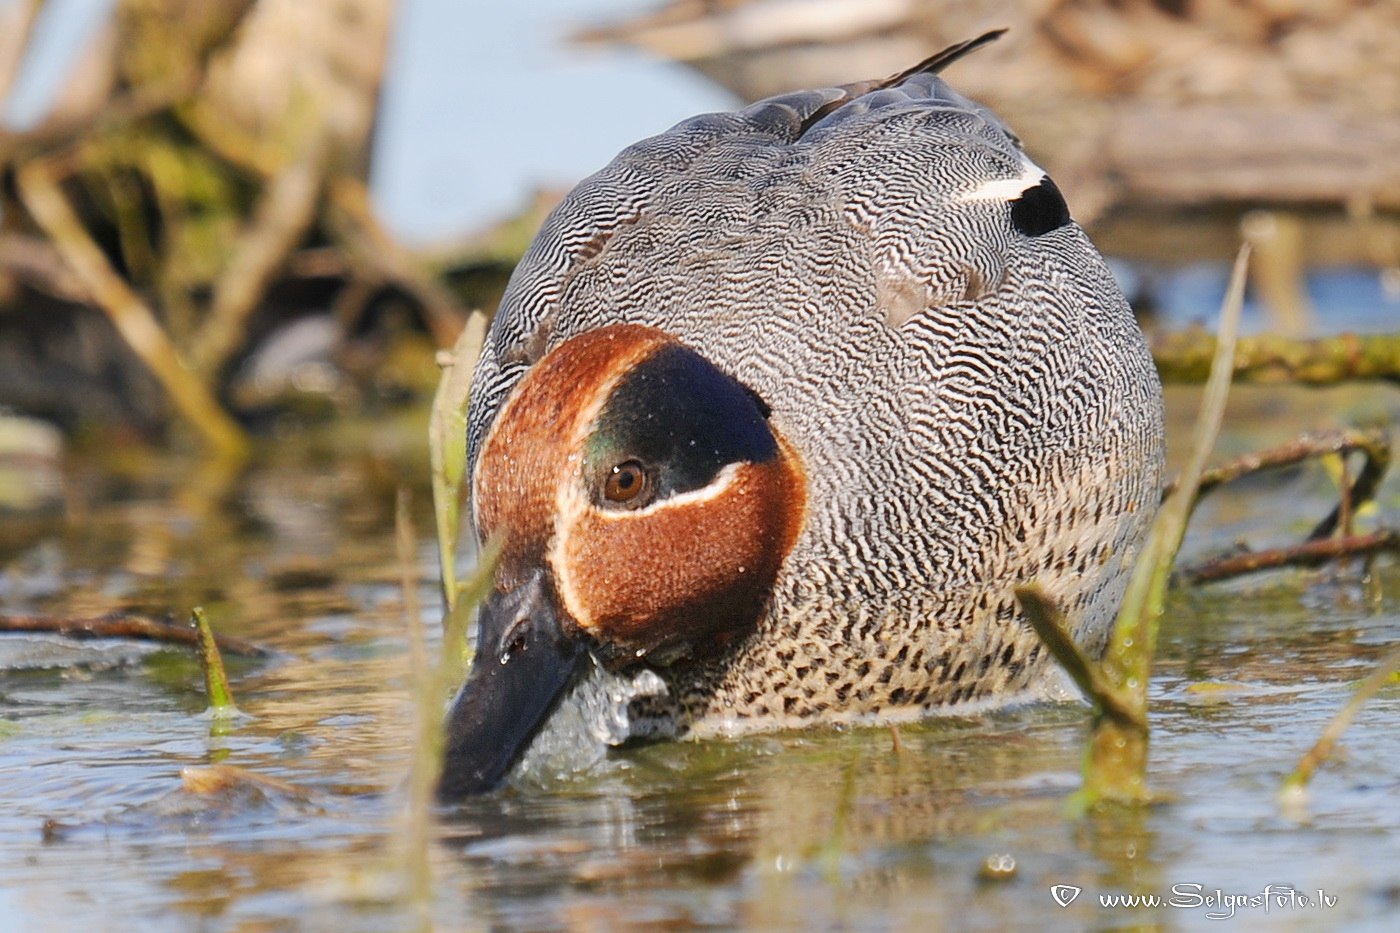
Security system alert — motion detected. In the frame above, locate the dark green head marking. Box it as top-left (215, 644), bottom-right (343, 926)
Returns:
top-left (584, 343), bottom-right (777, 509)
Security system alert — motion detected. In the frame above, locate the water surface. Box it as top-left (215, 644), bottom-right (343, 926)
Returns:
top-left (2, 386), bottom-right (1399, 932)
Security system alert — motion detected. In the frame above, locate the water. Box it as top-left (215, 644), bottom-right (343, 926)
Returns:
top-left (2, 384), bottom-right (1399, 931)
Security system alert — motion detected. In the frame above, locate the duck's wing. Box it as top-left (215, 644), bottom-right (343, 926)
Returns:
top-left (467, 31), bottom-right (1019, 468)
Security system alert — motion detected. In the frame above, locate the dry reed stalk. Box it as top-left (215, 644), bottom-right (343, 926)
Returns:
top-left (17, 159), bottom-right (250, 459)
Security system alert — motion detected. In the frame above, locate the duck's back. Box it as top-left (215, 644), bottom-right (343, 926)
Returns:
top-left (469, 64), bottom-right (1165, 733)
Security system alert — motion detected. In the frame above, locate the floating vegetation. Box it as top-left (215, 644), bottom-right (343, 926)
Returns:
top-left (1152, 330), bottom-right (1400, 389)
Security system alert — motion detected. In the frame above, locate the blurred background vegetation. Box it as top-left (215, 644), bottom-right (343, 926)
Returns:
top-left (0, 0), bottom-right (1397, 464)
top-left (1, 0), bottom-right (446, 456)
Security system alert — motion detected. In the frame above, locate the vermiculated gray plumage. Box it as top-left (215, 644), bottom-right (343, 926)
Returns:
top-left (468, 51), bottom-right (1165, 743)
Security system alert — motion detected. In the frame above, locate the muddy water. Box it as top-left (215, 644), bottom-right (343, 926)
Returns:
top-left (2, 386), bottom-right (1399, 932)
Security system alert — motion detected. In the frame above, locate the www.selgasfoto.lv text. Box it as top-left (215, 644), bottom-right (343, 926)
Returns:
top-left (1098, 884), bottom-right (1337, 919)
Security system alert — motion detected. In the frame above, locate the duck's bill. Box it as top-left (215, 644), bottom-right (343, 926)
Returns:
top-left (437, 572), bottom-right (585, 800)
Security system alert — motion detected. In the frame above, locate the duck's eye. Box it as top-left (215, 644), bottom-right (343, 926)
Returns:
top-left (603, 460), bottom-right (648, 504)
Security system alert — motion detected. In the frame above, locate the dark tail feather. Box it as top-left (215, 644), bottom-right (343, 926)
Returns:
top-left (879, 28), bottom-right (1007, 88)
top-left (796, 29), bottom-right (1007, 138)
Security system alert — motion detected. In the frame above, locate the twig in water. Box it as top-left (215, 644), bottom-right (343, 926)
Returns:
top-left (889, 724), bottom-right (907, 761)
top-left (0, 611), bottom-right (266, 655)
top-left (1183, 429), bottom-right (1391, 541)
top-left (1186, 430), bottom-right (1391, 532)
top-left (182, 763), bottom-right (311, 800)
top-left (1180, 531), bottom-right (1400, 584)
top-left (1173, 428), bottom-right (1396, 583)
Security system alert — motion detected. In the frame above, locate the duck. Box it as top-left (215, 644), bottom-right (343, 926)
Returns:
top-left (580, 0), bottom-right (1400, 333)
top-left (438, 31), bottom-right (1166, 799)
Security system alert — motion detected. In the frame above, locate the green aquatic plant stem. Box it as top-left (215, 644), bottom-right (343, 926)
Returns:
top-left (1091, 244), bottom-right (1248, 805)
top-left (439, 535), bottom-right (501, 688)
top-left (1107, 246), bottom-right (1250, 691)
top-left (1014, 585), bottom-right (1144, 732)
top-left (396, 488), bottom-right (437, 920)
top-left (191, 607), bottom-right (238, 715)
top-left (396, 487), bottom-right (496, 916)
top-left (1019, 245), bottom-right (1250, 809)
top-left (429, 309), bottom-right (489, 611)
top-left (1283, 645), bottom-right (1400, 796)
top-left (1097, 243), bottom-right (1249, 805)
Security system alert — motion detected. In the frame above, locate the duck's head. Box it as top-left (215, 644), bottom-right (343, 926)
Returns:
top-left (438, 324), bottom-right (806, 798)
